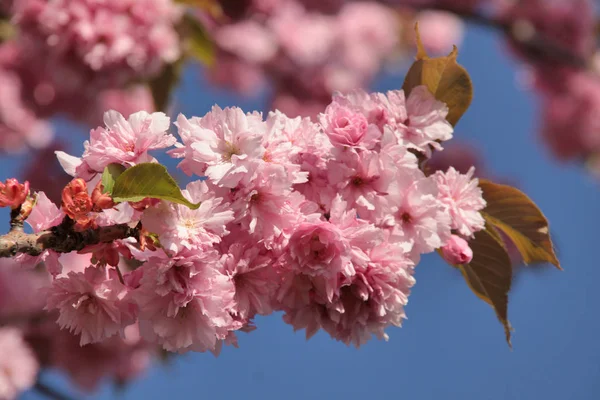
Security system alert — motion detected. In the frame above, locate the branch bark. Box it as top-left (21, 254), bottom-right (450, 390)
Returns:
top-left (0, 217), bottom-right (140, 258)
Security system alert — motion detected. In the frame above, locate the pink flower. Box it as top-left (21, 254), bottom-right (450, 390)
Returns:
top-left (215, 20), bottom-right (278, 63)
top-left (319, 101), bottom-right (372, 147)
top-left (133, 252), bottom-right (240, 353)
top-left (0, 178), bottom-right (29, 209)
top-left (20, 191), bottom-right (65, 275)
top-left (45, 266), bottom-right (136, 345)
top-left (384, 171), bottom-right (452, 256)
top-left (326, 150), bottom-right (394, 218)
top-left (141, 180), bottom-right (234, 254)
top-left (279, 219), bottom-right (354, 304)
top-left (374, 86), bottom-right (453, 156)
top-left (170, 107), bottom-right (266, 188)
top-left (80, 110), bottom-right (175, 173)
top-left (440, 234), bottom-right (473, 265)
top-left (220, 240), bottom-right (277, 321)
top-left (0, 327), bottom-right (39, 400)
top-left (434, 167), bottom-right (486, 237)
top-left (320, 243), bottom-right (415, 347)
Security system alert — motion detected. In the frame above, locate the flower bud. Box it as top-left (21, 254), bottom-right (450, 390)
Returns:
top-left (91, 182), bottom-right (115, 210)
top-left (0, 179), bottom-right (30, 209)
top-left (441, 235), bottom-right (473, 265)
top-left (19, 195), bottom-right (36, 221)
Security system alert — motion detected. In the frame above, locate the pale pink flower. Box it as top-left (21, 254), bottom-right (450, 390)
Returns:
top-left (374, 86), bottom-right (453, 156)
top-left (280, 218), bottom-right (355, 301)
top-left (45, 266), bottom-right (136, 345)
top-left (215, 20), bottom-right (278, 63)
top-left (0, 328), bottom-right (39, 400)
top-left (80, 110), bottom-right (175, 173)
top-left (327, 150), bottom-right (395, 218)
top-left (170, 107), bottom-right (266, 187)
top-left (133, 252), bottom-right (240, 353)
top-left (320, 243), bottom-right (415, 347)
top-left (231, 164), bottom-right (301, 244)
top-left (384, 171), bottom-right (452, 256)
top-left (141, 180), bottom-right (234, 254)
top-left (440, 234), bottom-right (473, 265)
top-left (434, 167), bottom-right (486, 237)
top-left (263, 111), bottom-right (312, 183)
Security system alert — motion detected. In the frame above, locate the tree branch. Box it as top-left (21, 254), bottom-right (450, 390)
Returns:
top-left (387, 1), bottom-right (591, 70)
top-left (34, 381), bottom-right (79, 400)
top-left (0, 218), bottom-right (140, 258)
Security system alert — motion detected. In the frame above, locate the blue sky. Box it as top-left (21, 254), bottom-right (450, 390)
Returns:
top-left (7, 22), bottom-right (600, 400)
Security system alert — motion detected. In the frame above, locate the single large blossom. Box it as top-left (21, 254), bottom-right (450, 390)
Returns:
top-left (434, 166), bottom-right (486, 237)
top-left (142, 180), bottom-right (234, 254)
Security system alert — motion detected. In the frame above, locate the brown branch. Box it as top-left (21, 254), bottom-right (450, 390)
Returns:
top-left (0, 218), bottom-right (140, 258)
top-left (34, 381), bottom-right (80, 400)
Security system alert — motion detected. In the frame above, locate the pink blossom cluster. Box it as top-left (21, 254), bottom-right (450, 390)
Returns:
top-left (11, 0), bottom-right (182, 87)
top-left (0, 0), bottom-right (165, 153)
top-left (5, 84), bottom-right (487, 357)
top-left (0, 256), bottom-right (155, 399)
top-left (493, 0), bottom-right (600, 164)
top-left (206, 1), bottom-right (398, 118)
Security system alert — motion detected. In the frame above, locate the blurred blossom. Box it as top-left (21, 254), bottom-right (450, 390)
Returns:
top-left (0, 327), bottom-right (39, 400)
top-left (0, 43), bottom-right (53, 153)
top-left (415, 11), bottom-right (465, 54)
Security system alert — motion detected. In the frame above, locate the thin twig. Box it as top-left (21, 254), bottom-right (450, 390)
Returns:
top-left (34, 381), bottom-right (79, 400)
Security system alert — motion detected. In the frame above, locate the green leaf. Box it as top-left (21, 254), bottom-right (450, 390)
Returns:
top-left (456, 226), bottom-right (514, 347)
top-left (112, 163), bottom-right (200, 209)
top-left (182, 14), bottom-right (215, 66)
top-left (479, 179), bottom-right (561, 270)
top-left (101, 164), bottom-right (126, 194)
top-left (148, 58), bottom-right (184, 112)
top-left (402, 23), bottom-right (473, 126)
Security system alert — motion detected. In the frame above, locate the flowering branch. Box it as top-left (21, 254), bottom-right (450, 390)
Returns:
top-left (393, 1), bottom-right (590, 70)
top-left (0, 217), bottom-right (141, 258)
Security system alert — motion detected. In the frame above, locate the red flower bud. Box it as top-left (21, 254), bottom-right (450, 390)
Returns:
top-left (91, 181), bottom-right (115, 210)
top-left (0, 179), bottom-right (30, 209)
